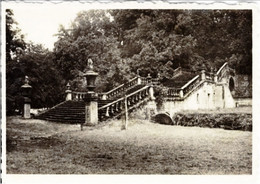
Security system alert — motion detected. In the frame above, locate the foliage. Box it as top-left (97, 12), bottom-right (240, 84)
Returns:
top-left (6, 10), bottom-right (64, 114)
top-left (6, 9), bottom-right (252, 113)
top-left (53, 10), bottom-right (131, 92)
top-left (111, 10), bottom-right (251, 76)
top-left (6, 9), bottom-right (26, 62)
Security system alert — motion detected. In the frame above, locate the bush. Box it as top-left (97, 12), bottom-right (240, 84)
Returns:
top-left (173, 113), bottom-right (252, 131)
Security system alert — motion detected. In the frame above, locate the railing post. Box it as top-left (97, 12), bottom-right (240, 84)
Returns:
top-left (149, 86), bottom-right (155, 100)
top-left (214, 73), bottom-right (218, 83)
top-left (65, 83), bottom-right (72, 101)
top-left (122, 95), bottom-right (128, 130)
top-left (101, 94), bottom-right (107, 100)
top-left (137, 77), bottom-right (142, 85)
top-left (201, 69), bottom-right (206, 81)
top-left (105, 107), bottom-right (109, 117)
top-left (179, 89), bottom-right (184, 98)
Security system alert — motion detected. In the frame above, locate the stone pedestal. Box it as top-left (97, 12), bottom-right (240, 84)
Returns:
top-left (65, 89), bottom-right (72, 101)
top-left (21, 76), bottom-right (32, 119)
top-left (149, 86), bottom-right (155, 100)
top-left (84, 93), bottom-right (98, 126)
top-left (65, 83), bottom-right (72, 101)
top-left (23, 97), bottom-right (31, 119)
top-left (82, 58), bottom-right (99, 126)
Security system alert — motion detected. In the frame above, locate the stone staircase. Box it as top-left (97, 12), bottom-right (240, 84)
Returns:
top-left (36, 82), bottom-right (148, 124)
top-left (36, 62), bottom-right (230, 124)
top-left (36, 100), bottom-right (114, 124)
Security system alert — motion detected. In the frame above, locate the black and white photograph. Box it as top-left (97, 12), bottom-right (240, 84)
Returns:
top-left (1, 1), bottom-right (260, 184)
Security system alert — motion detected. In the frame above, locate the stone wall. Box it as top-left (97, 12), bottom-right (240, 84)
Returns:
top-left (161, 81), bottom-right (236, 117)
top-left (234, 75), bottom-right (252, 98)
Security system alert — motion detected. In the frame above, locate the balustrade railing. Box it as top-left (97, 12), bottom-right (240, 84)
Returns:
top-left (99, 77), bottom-right (141, 100)
top-left (166, 88), bottom-right (181, 97)
top-left (72, 91), bottom-right (88, 101)
top-left (216, 62), bottom-right (228, 81)
top-left (182, 75), bottom-right (200, 96)
top-left (98, 86), bottom-right (150, 120)
top-left (99, 76), bottom-right (159, 100)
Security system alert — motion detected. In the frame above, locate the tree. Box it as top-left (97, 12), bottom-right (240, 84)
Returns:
top-left (6, 9), bottom-right (26, 62)
top-left (53, 10), bottom-right (131, 92)
top-left (6, 9), bottom-right (64, 114)
top-left (111, 10), bottom-right (252, 76)
top-left (111, 10), bottom-right (199, 78)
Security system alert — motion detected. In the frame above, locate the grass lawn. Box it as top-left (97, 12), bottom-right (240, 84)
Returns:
top-left (6, 116), bottom-right (252, 174)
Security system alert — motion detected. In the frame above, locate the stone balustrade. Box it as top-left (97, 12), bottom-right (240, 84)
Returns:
top-left (72, 91), bottom-right (88, 101)
top-left (182, 75), bottom-right (201, 96)
top-left (165, 74), bottom-right (204, 98)
top-left (216, 62), bottom-right (228, 81)
top-left (100, 77), bottom-right (141, 100)
top-left (167, 88), bottom-right (181, 97)
top-left (98, 86), bottom-right (151, 120)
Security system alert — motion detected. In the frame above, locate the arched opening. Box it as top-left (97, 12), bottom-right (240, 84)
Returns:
top-left (152, 113), bottom-right (173, 125)
top-left (229, 77), bottom-right (235, 91)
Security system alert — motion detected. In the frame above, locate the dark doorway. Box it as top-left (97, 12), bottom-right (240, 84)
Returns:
top-left (229, 77), bottom-right (235, 91)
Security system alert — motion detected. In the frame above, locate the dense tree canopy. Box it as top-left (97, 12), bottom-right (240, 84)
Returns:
top-left (111, 10), bottom-right (252, 75)
top-left (6, 9), bottom-right (252, 113)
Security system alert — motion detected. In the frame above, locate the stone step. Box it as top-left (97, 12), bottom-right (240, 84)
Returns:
top-left (42, 118), bottom-right (84, 124)
top-left (37, 85), bottom-right (147, 124)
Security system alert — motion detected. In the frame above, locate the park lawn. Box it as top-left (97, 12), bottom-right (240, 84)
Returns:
top-left (6, 116), bottom-right (252, 174)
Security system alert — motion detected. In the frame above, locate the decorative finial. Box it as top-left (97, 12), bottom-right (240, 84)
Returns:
top-left (201, 63), bottom-right (206, 70)
top-left (214, 67), bottom-right (217, 73)
top-left (87, 58), bottom-right (93, 70)
top-left (210, 66), bottom-right (214, 73)
top-left (25, 76), bottom-right (29, 84)
top-left (137, 69), bottom-right (140, 77)
top-left (66, 82), bottom-right (71, 90)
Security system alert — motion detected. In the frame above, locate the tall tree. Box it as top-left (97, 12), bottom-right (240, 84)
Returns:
top-left (111, 10), bottom-right (252, 76)
top-left (6, 9), bottom-right (64, 114)
top-left (53, 10), bottom-right (131, 92)
top-left (6, 9), bottom-right (26, 62)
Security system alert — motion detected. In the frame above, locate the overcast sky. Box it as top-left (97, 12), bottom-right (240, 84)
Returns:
top-left (10, 5), bottom-right (87, 50)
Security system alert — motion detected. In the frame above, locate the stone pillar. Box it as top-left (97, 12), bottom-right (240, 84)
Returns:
top-left (23, 97), bottom-right (31, 119)
top-left (214, 74), bottom-right (218, 83)
top-left (137, 77), bottom-right (142, 85)
top-left (179, 89), bottom-right (184, 98)
top-left (201, 70), bottom-right (206, 81)
top-left (21, 76), bottom-right (32, 119)
top-left (83, 59), bottom-right (99, 126)
top-left (65, 83), bottom-right (72, 101)
top-left (84, 93), bottom-right (98, 126)
top-left (149, 86), bottom-right (155, 100)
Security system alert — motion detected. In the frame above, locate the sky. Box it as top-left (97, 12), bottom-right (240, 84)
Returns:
top-left (10, 5), bottom-right (87, 50)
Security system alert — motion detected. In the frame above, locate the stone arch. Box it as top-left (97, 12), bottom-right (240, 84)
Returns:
top-left (229, 77), bottom-right (235, 92)
top-left (152, 112), bottom-right (174, 125)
